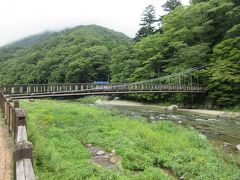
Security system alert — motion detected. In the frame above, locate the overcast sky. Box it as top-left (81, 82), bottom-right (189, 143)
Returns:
top-left (0, 0), bottom-right (190, 47)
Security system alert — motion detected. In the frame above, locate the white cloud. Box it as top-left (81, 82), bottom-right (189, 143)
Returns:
top-left (0, 0), bottom-right (190, 46)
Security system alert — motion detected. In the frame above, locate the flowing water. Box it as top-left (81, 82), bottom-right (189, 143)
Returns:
top-left (94, 100), bottom-right (240, 154)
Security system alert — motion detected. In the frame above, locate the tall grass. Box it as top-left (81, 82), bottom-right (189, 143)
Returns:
top-left (21, 100), bottom-right (240, 179)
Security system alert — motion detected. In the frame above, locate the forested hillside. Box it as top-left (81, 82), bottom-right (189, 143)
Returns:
top-left (0, 25), bottom-right (131, 84)
top-left (0, 0), bottom-right (239, 107)
top-left (111, 0), bottom-right (240, 107)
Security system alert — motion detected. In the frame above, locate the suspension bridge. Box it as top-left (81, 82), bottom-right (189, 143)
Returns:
top-left (0, 65), bottom-right (206, 99)
top-left (0, 65), bottom-right (207, 179)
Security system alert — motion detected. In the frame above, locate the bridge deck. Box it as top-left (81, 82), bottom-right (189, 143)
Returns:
top-left (8, 90), bottom-right (205, 99)
top-left (1, 83), bottom-right (206, 99)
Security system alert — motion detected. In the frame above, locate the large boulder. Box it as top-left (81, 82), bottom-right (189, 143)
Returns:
top-left (236, 144), bottom-right (240, 151)
top-left (166, 105), bottom-right (178, 113)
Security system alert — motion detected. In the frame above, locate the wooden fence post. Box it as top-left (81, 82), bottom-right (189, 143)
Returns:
top-left (13, 109), bottom-right (35, 180)
top-left (14, 101), bottom-right (20, 108)
top-left (13, 140), bottom-right (33, 180)
top-left (14, 108), bottom-right (27, 140)
top-left (13, 101), bottom-right (19, 138)
top-left (13, 141), bottom-right (33, 162)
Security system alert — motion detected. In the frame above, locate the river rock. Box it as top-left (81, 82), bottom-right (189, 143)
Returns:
top-left (179, 176), bottom-right (184, 180)
top-left (235, 121), bottom-right (240, 126)
top-left (218, 112), bottom-right (231, 118)
top-left (86, 143), bottom-right (93, 148)
top-left (149, 116), bottom-right (156, 120)
top-left (166, 105), bottom-right (178, 112)
top-left (159, 114), bottom-right (167, 117)
top-left (168, 115), bottom-right (181, 120)
top-left (110, 156), bottom-right (118, 163)
top-left (223, 142), bottom-right (230, 147)
top-left (96, 150), bottom-right (105, 156)
top-left (233, 113), bottom-right (240, 118)
top-left (29, 98), bottom-right (34, 102)
top-left (199, 134), bottom-right (206, 139)
top-left (177, 121), bottom-right (183, 124)
top-left (95, 100), bottom-right (101, 104)
top-left (195, 118), bottom-right (207, 121)
top-left (236, 144), bottom-right (240, 151)
top-left (158, 116), bottom-right (164, 120)
top-left (111, 149), bottom-right (116, 154)
top-left (102, 155), bottom-right (110, 159)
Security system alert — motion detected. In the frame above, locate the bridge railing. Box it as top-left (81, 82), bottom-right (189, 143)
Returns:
top-left (1, 83), bottom-right (205, 96)
top-left (109, 84), bottom-right (205, 92)
top-left (0, 92), bottom-right (35, 180)
top-left (1, 83), bottom-right (124, 95)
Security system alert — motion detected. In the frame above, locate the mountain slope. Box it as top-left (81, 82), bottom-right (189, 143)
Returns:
top-left (0, 25), bottom-right (132, 84)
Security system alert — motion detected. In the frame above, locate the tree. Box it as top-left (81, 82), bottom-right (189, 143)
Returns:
top-left (190, 0), bottom-right (209, 4)
top-left (110, 45), bottom-right (135, 82)
top-left (134, 5), bottom-right (157, 41)
top-left (162, 0), bottom-right (182, 12)
top-left (131, 33), bottom-right (168, 81)
top-left (82, 45), bottom-right (111, 81)
top-left (66, 58), bottom-right (93, 83)
top-left (225, 24), bottom-right (240, 39)
top-left (206, 37), bottom-right (240, 107)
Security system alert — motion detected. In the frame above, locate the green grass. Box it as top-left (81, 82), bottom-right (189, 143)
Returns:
top-left (21, 99), bottom-right (240, 180)
top-left (224, 105), bottom-right (240, 113)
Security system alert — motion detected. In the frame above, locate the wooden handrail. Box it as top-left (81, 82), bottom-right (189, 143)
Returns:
top-left (0, 92), bottom-right (35, 180)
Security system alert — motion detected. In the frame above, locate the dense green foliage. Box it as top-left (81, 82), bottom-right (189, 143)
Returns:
top-left (111, 0), bottom-right (240, 107)
top-left (21, 99), bottom-right (240, 179)
top-left (0, 25), bottom-right (131, 84)
top-left (0, 0), bottom-right (239, 107)
top-left (206, 34), bottom-right (240, 107)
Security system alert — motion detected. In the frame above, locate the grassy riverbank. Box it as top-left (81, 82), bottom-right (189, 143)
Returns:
top-left (21, 99), bottom-right (240, 179)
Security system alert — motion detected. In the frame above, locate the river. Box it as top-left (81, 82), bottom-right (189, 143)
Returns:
top-left (93, 100), bottom-right (240, 155)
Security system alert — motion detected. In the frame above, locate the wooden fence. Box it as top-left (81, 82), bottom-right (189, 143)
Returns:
top-left (0, 92), bottom-right (35, 180)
